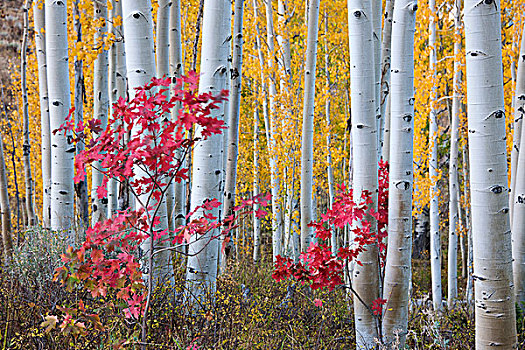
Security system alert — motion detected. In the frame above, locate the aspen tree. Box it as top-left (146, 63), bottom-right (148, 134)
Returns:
top-left (185, 0), bottom-right (231, 300)
top-left (46, 0), bottom-right (75, 233)
top-left (300, 0), bottom-right (320, 252)
top-left (382, 0), bottom-right (417, 345)
top-left (73, 0), bottom-right (89, 227)
top-left (169, 0), bottom-right (185, 231)
top-left (372, 0), bottom-right (382, 159)
top-left (253, 107), bottom-right (261, 263)
top-left (464, 0), bottom-right (517, 346)
top-left (428, 0), bottom-right (442, 312)
top-left (107, 0), bottom-right (127, 216)
top-left (34, 0), bottom-right (51, 229)
top-left (222, 0), bottom-right (245, 269)
top-left (0, 132), bottom-right (12, 261)
top-left (91, 0), bottom-right (109, 225)
top-left (512, 24), bottom-right (525, 311)
top-left (347, 0), bottom-right (380, 347)
top-left (21, 0), bottom-right (37, 227)
top-left (511, 25), bottom-right (525, 223)
top-left (122, 0), bottom-right (171, 283)
top-left (447, 0), bottom-right (462, 308)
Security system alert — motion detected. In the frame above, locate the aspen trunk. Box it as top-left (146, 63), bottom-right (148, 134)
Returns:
top-left (221, 0), bottom-right (245, 270)
top-left (512, 25), bottom-right (525, 311)
top-left (253, 107), bottom-right (261, 264)
top-left (380, 0), bottom-right (394, 121)
top-left (73, 0), bottom-right (89, 228)
top-left (185, 0), bottom-right (231, 300)
top-left (372, 0), bottom-right (382, 159)
top-left (447, 0), bottom-right (462, 308)
top-left (347, 0), bottom-right (380, 346)
top-left (510, 24), bottom-right (525, 222)
top-left (91, 0), bottom-right (109, 225)
top-left (107, 0), bottom-right (127, 217)
top-left (382, 0), bottom-right (417, 346)
top-left (300, 0), bottom-right (320, 252)
top-left (46, 0), bottom-right (75, 234)
top-left (21, 0), bottom-right (37, 227)
top-left (428, 0), bottom-right (442, 312)
top-left (0, 133), bottom-right (12, 262)
top-left (464, 0), bottom-right (517, 346)
top-left (34, 0), bottom-right (51, 228)
top-left (122, 0), bottom-right (171, 283)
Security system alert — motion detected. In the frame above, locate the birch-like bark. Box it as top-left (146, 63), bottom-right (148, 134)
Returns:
top-left (511, 26), bottom-right (525, 222)
top-left (464, 0), bottom-right (517, 346)
top-left (122, 0), bottom-right (171, 283)
top-left (383, 94), bottom-right (391, 163)
top-left (91, 0), bottom-right (109, 225)
top-left (0, 133), bottom-right (12, 261)
top-left (46, 0), bottom-right (74, 234)
top-left (382, 0), bottom-right (417, 346)
top-left (300, 0), bottom-right (320, 252)
top-left (372, 0), bottom-right (382, 160)
top-left (380, 0), bottom-right (394, 163)
top-left (73, 0), bottom-right (89, 227)
top-left (169, 0), bottom-right (185, 232)
top-left (185, 0), bottom-right (231, 300)
top-left (263, 0), bottom-right (283, 260)
top-left (21, 0), bottom-right (37, 227)
top-left (347, 0), bottom-right (380, 346)
top-left (34, 0), bottom-right (51, 228)
top-left (428, 0), bottom-right (442, 312)
top-left (447, 0), bottom-right (462, 308)
top-left (253, 107), bottom-right (261, 263)
top-left (512, 25), bottom-right (525, 310)
top-left (222, 0), bottom-right (245, 270)
top-left (107, 0), bottom-right (126, 216)
top-left (510, 24), bottom-right (525, 223)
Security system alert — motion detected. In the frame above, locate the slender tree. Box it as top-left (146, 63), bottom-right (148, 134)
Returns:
top-left (185, 0), bottom-right (231, 300)
top-left (464, 0), bottom-right (517, 346)
top-left (347, 0), bottom-right (380, 347)
top-left (0, 132), bottom-right (12, 261)
top-left (46, 0), bottom-right (75, 233)
top-left (300, 0), bottom-right (320, 252)
top-left (382, 0), bottom-right (417, 345)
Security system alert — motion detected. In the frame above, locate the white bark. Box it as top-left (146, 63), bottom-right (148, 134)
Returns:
top-left (380, 0), bottom-right (394, 121)
top-left (381, 0), bottom-right (417, 346)
top-left (511, 25), bottom-right (525, 222)
top-left (0, 133), bottom-right (12, 261)
top-left (512, 25), bottom-right (525, 310)
top-left (428, 0), bottom-right (442, 312)
top-left (464, 0), bottom-right (517, 346)
top-left (22, 0), bottom-right (37, 227)
top-left (122, 0), bottom-right (171, 283)
top-left (222, 0), bottom-right (245, 269)
top-left (46, 0), bottom-right (74, 234)
top-left (169, 0), bottom-right (185, 232)
top-left (34, 0), bottom-right (51, 228)
top-left (107, 0), bottom-right (127, 216)
top-left (253, 107), bottom-right (261, 264)
top-left (300, 0), bottom-right (320, 252)
top-left (372, 0), bottom-right (382, 160)
top-left (185, 0), bottom-right (231, 300)
top-left (447, 0), bottom-right (462, 308)
top-left (91, 1), bottom-right (109, 225)
top-left (347, 0), bottom-right (380, 347)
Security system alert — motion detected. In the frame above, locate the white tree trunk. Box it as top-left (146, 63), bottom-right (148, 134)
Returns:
top-left (22, 0), bottom-right (37, 227)
top-left (512, 25), bottom-right (525, 310)
top-left (381, 0), bottom-right (417, 346)
top-left (185, 0), bottom-right (231, 300)
top-left (464, 0), bottom-right (517, 346)
top-left (253, 107), bottom-right (261, 263)
top-left (34, 0), bottom-right (51, 228)
top-left (300, 0), bottom-right (320, 252)
top-left (46, 0), bottom-right (74, 234)
top-left (428, 0), bottom-right (442, 312)
top-left (0, 132), bottom-right (12, 261)
top-left (122, 0), bottom-right (171, 283)
top-left (107, 0), bottom-right (127, 216)
top-left (221, 0), bottom-right (245, 270)
top-left (347, 0), bottom-right (380, 347)
top-left (380, 0), bottom-right (394, 164)
top-left (169, 0), bottom-right (185, 232)
top-left (91, 0), bottom-right (109, 225)
top-left (372, 0), bottom-right (382, 160)
top-left (510, 24), bottom-right (525, 223)
top-left (262, 0), bottom-right (283, 260)
top-left (447, 0), bottom-right (462, 308)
